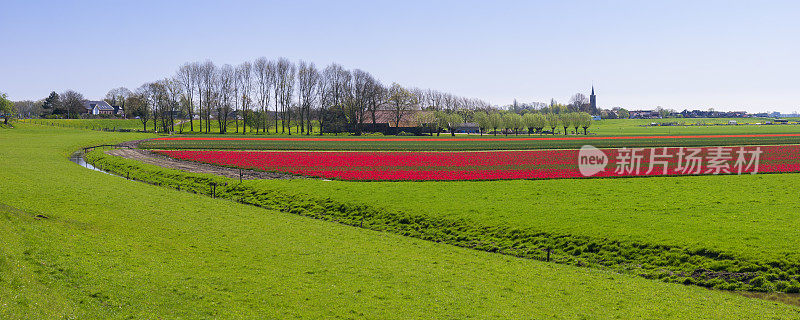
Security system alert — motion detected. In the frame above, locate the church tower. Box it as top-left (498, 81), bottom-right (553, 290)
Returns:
top-left (590, 86), bottom-right (597, 111)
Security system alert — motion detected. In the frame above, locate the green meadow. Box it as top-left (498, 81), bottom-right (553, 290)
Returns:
top-left (3, 123), bottom-right (800, 318)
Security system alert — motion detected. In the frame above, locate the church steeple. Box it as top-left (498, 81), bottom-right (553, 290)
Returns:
top-left (590, 86), bottom-right (597, 111)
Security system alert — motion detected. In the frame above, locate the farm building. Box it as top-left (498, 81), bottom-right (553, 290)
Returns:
top-left (83, 100), bottom-right (117, 115)
top-left (629, 110), bottom-right (660, 119)
top-left (454, 123), bottom-right (479, 134)
top-left (369, 109), bottom-right (431, 127)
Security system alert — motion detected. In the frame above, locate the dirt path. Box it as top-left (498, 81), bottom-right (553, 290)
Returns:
top-left (106, 148), bottom-right (309, 180)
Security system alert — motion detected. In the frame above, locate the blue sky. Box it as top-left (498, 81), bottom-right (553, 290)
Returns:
top-left (1, 0), bottom-right (798, 112)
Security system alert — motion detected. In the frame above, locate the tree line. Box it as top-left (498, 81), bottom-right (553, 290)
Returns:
top-left (415, 110), bottom-right (593, 136)
top-left (119, 58), bottom-right (501, 135)
top-left (115, 57), bottom-right (599, 135)
top-left (9, 57), bottom-right (606, 135)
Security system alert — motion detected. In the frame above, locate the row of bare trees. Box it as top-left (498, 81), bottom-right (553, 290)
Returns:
top-left (113, 57), bottom-right (496, 135)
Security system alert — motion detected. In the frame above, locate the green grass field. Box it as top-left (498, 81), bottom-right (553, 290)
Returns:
top-left (27, 117), bottom-right (800, 138)
top-left (25, 118), bottom-right (321, 135)
top-left (591, 118), bottom-right (800, 135)
top-left (25, 118), bottom-right (145, 131)
top-left (4, 125), bottom-right (800, 317)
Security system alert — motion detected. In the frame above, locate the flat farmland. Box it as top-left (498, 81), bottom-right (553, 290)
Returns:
top-left (7, 125), bottom-right (800, 318)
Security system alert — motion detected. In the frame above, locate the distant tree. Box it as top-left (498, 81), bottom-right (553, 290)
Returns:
top-left (415, 111), bottom-right (437, 136)
top-left (387, 83), bottom-right (415, 128)
top-left (559, 113), bottom-right (572, 135)
top-left (0, 93), bottom-right (15, 125)
top-left (127, 92), bottom-right (149, 131)
top-left (297, 61), bottom-right (320, 135)
top-left (366, 81), bottom-right (388, 126)
top-left (474, 111), bottom-right (490, 136)
top-left (41, 91), bottom-right (60, 117)
top-left (14, 100), bottom-right (42, 119)
top-left (571, 112), bottom-right (582, 134)
top-left (545, 112), bottom-right (561, 134)
top-left (546, 113), bottom-right (559, 134)
top-left (445, 112), bottom-right (462, 136)
top-left (235, 61), bottom-right (253, 134)
top-left (194, 61), bottom-right (216, 133)
top-left (164, 77), bottom-right (182, 132)
top-left (618, 108), bottom-right (630, 119)
top-left (502, 113), bottom-right (522, 135)
top-left (253, 57), bottom-right (274, 133)
top-left (104, 87), bottom-right (131, 116)
top-left (657, 106), bottom-right (673, 118)
top-left (217, 64), bottom-right (235, 134)
top-left (534, 113), bottom-right (546, 133)
top-left (579, 112), bottom-right (592, 135)
top-left (570, 93), bottom-right (588, 112)
top-left (523, 113), bottom-right (545, 134)
top-left (275, 58), bottom-right (295, 134)
top-left (177, 63), bottom-right (197, 131)
top-left (60, 90), bottom-right (85, 119)
top-left (489, 112), bottom-right (503, 135)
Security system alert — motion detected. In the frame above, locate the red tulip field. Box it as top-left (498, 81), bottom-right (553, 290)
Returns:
top-left (154, 144), bottom-right (800, 181)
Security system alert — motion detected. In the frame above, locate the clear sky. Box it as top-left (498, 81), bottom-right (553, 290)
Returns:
top-left (2, 0), bottom-right (799, 112)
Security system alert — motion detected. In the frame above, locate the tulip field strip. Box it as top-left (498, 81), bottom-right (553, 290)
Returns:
top-left (153, 145), bottom-right (800, 181)
top-left (6, 125), bottom-right (800, 317)
top-left (138, 133), bottom-right (800, 151)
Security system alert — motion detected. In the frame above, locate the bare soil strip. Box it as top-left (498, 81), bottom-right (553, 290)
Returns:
top-left (106, 148), bottom-right (307, 180)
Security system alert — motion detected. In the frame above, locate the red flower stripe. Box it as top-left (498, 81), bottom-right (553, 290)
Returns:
top-left (155, 145), bottom-right (800, 181)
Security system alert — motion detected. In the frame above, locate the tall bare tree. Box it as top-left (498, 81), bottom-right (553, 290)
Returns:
top-left (235, 61), bottom-right (253, 134)
top-left (253, 57), bottom-right (274, 133)
top-left (297, 61), bottom-right (319, 135)
top-left (104, 87), bottom-right (131, 117)
top-left (216, 64), bottom-right (235, 134)
top-left (387, 83), bottom-right (415, 127)
top-left (177, 63), bottom-right (197, 131)
top-left (366, 79), bottom-right (387, 125)
top-left (198, 61), bottom-right (216, 133)
top-left (274, 58), bottom-right (295, 134)
top-left (60, 90), bottom-right (85, 119)
top-left (165, 77), bottom-right (183, 133)
top-left (128, 89), bottom-right (149, 131)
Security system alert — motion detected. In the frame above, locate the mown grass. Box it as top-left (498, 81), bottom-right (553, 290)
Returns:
top-left (3, 124), bottom-right (800, 318)
top-left (25, 118), bottom-right (320, 135)
top-left (25, 118), bottom-right (145, 131)
top-left (256, 175), bottom-right (800, 263)
top-left (590, 118), bottom-right (800, 135)
top-left (28, 117), bottom-right (800, 137)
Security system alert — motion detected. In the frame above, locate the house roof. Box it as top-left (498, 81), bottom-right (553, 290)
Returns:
top-left (84, 100), bottom-right (115, 111)
top-left (369, 109), bottom-right (429, 127)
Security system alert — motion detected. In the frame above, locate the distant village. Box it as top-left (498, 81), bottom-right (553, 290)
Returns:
top-left (625, 109), bottom-right (799, 120)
